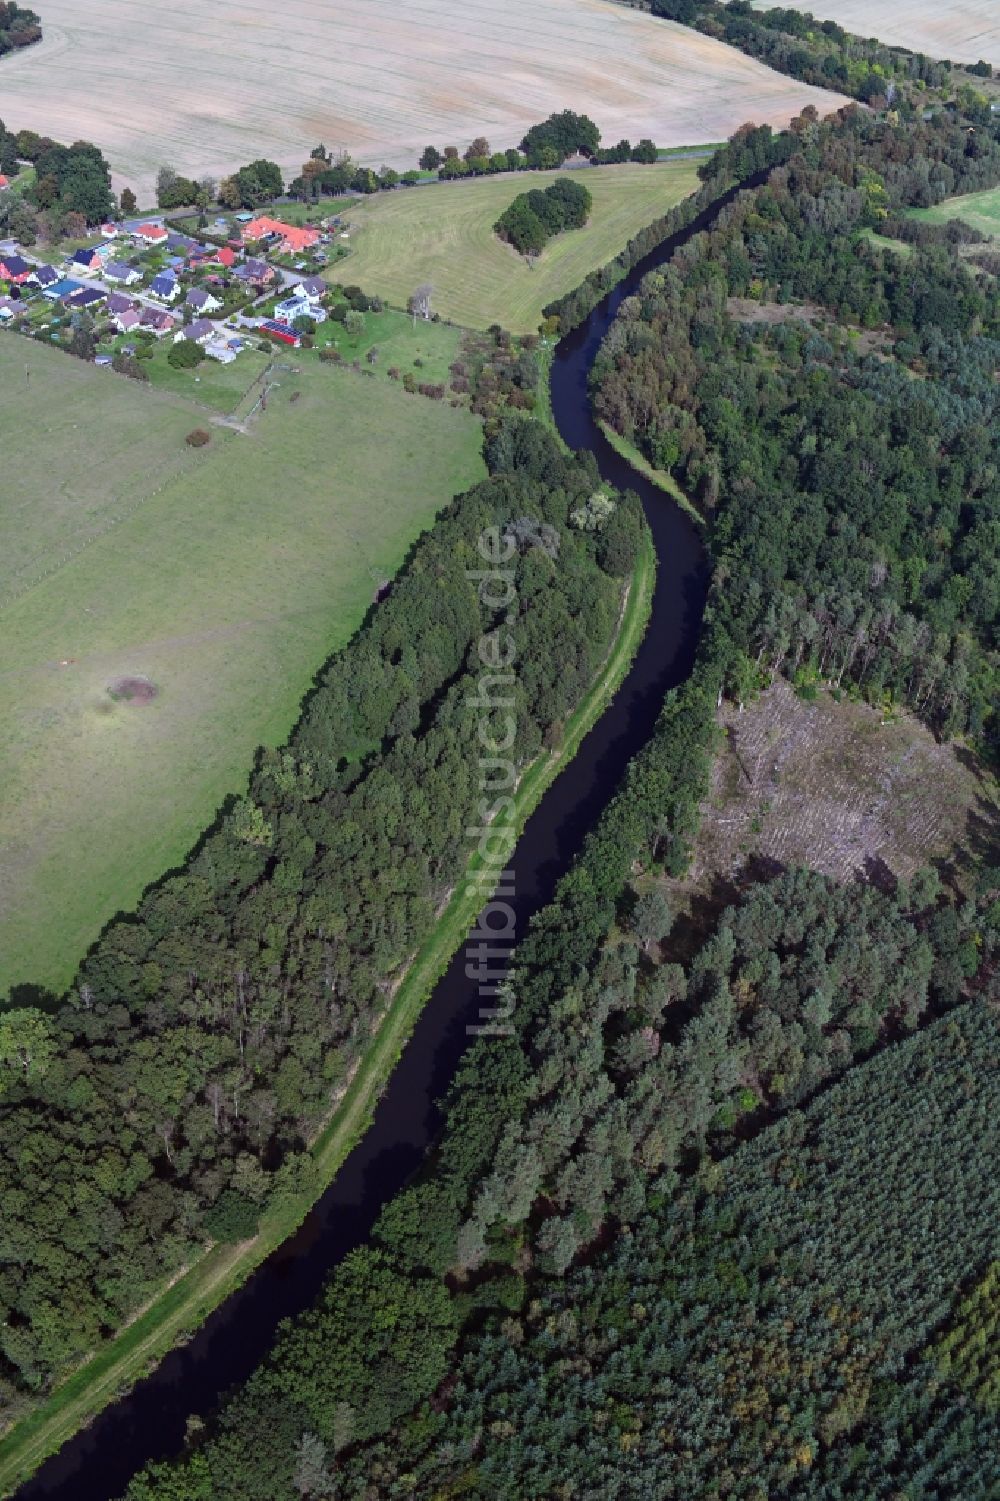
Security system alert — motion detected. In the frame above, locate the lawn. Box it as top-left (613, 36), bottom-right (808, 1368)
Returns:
top-left (908, 186), bottom-right (1000, 240)
top-left (0, 343), bottom-right (484, 997)
top-left (331, 162), bottom-right (702, 330)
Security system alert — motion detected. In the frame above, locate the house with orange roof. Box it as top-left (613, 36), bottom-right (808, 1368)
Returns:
top-left (0, 175), bottom-right (9, 191)
top-left (133, 222), bottom-right (167, 244)
top-left (242, 216), bottom-right (320, 254)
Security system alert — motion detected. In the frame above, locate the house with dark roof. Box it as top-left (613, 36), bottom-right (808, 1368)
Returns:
top-left (233, 257), bottom-right (275, 286)
top-left (32, 263), bottom-right (59, 288)
top-left (260, 319), bottom-right (301, 347)
top-left (176, 317), bottom-right (217, 345)
top-left (186, 287), bottom-right (222, 314)
top-left (106, 290), bottom-right (136, 315)
top-left (42, 277), bottom-right (82, 300)
top-left (0, 296), bottom-right (22, 321)
top-left (150, 272), bottom-right (180, 302)
top-left (104, 261), bottom-right (142, 286)
top-left (69, 247), bottom-right (103, 274)
top-left (0, 253), bottom-right (37, 285)
top-left (139, 306), bottom-right (176, 336)
top-left (165, 232), bottom-right (196, 253)
top-left (295, 275), bottom-right (327, 301)
top-left (64, 286), bottom-right (105, 309)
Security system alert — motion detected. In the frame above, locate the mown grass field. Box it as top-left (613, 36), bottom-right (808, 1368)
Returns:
top-left (0, 0), bottom-right (845, 204)
top-left (332, 162), bottom-right (701, 330)
top-left (0, 342), bottom-right (484, 997)
top-left (909, 185), bottom-right (1000, 239)
top-left (750, 0), bottom-right (1000, 67)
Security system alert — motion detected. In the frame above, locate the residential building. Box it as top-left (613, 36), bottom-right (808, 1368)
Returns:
top-left (186, 287), bottom-right (222, 314)
top-left (68, 248), bottom-right (103, 274)
top-left (0, 253), bottom-right (37, 285)
top-left (176, 318), bottom-right (216, 345)
top-left (242, 216), bottom-right (320, 254)
top-left (274, 292), bottom-right (326, 325)
top-left (139, 307), bottom-right (176, 336)
top-left (150, 272), bottom-right (180, 302)
top-left (104, 261), bottom-right (142, 285)
top-left (133, 222), bottom-right (167, 244)
top-left (260, 319), bottom-right (301, 346)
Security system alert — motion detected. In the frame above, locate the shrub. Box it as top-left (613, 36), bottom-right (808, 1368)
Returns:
top-left (168, 339), bottom-right (205, 369)
top-left (185, 428), bottom-right (211, 447)
top-left (202, 1189), bottom-right (260, 1244)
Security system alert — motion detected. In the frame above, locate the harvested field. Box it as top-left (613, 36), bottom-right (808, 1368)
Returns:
top-left (0, 343), bottom-right (484, 997)
top-left (679, 677), bottom-right (998, 897)
top-left (0, 0), bottom-right (846, 204)
top-left (752, 0), bottom-right (1000, 65)
top-left (339, 162), bottom-right (700, 331)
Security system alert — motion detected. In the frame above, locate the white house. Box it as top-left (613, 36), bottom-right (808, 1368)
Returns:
top-left (186, 287), bottom-right (223, 315)
top-left (104, 261), bottom-right (143, 286)
top-left (274, 292), bottom-right (326, 326)
top-left (174, 318), bottom-right (217, 346)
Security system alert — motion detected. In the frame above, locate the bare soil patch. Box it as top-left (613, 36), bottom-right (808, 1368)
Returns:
top-left (108, 675), bottom-right (158, 706)
top-left (673, 677), bottom-right (998, 902)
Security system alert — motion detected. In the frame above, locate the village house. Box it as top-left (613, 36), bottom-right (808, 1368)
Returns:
top-left (104, 261), bottom-right (143, 286)
top-left (139, 306), bottom-right (175, 336)
top-left (150, 271), bottom-right (181, 302)
top-left (0, 253), bottom-right (37, 285)
top-left (64, 286), bottom-right (105, 311)
top-left (233, 257), bottom-right (276, 288)
top-left (176, 317), bottom-right (217, 346)
top-left (274, 292), bottom-right (327, 325)
top-left (68, 247), bottom-right (104, 275)
top-left (42, 277), bottom-right (82, 301)
top-left (99, 222), bottom-right (119, 239)
top-left (133, 222), bottom-right (167, 244)
top-left (213, 246), bottom-right (237, 269)
top-left (32, 264), bottom-right (59, 288)
top-left (242, 216), bottom-right (320, 254)
top-left (294, 275), bottom-right (327, 302)
top-left (0, 175), bottom-right (9, 191)
top-left (0, 296), bottom-right (21, 321)
top-left (186, 287), bottom-right (222, 314)
top-left (114, 307), bottom-right (142, 333)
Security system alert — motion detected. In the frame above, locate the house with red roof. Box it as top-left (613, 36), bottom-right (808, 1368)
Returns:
top-left (242, 216), bottom-right (320, 254)
top-left (213, 246), bottom-right (236, 268)
top-left (0, 175), bottom-right (10, 192)
top-left (133, 222), bottom-right (167, 244)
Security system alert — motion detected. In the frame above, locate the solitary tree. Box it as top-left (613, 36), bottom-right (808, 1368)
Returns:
top-left (408, 283), bottom-right (432, 324)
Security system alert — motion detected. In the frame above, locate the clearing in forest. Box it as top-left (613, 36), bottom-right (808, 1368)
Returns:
top-left (677, 676), bottom-right (998, 898)
top-left (908, 185), bottom-right (1000, 239)
top-left (751, 0), bottom-right (1000, 67)
top-left (0, 342), bottom-right (484, 997)
top-left (0, 0), bottom-right (846, 203)
top-left (332, 162), bottom-right (700, 331)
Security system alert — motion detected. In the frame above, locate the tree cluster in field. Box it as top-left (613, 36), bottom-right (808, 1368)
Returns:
top-left (0, 120), bottom-right (113, 239)
top-left (117, 101), bottom-right (1000, 1501)
top-left (494, 176), bottom-right (592, 256)
top-left (287, 145), bottom-right (422, 202)
top-left (0, 1), bottom-right (40, 56)
top-left (0, 425), bottom-right (642, 1425)
top-left (592, 106), bottom-right (1000, 756)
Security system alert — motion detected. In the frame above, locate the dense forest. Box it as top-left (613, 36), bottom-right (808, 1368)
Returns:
top-left (592, 105), bottom-right (1000, 755)
top-left (117, 100), bottom-right (1000, 1501)
top-left (0, 2), bottom-right (40, 57)
top-left (0, 432), bottom-right (643, 1427)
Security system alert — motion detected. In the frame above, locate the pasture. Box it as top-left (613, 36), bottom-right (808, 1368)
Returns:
top-left (0, 342), bottom-right (484, 996)
top-left (334, 162), bottom-right (701, 330)
top-left (750, 0), bottom-right (1000, 66)
top-left (908, 185), bottom-right (1000, 239)
top-left (0, 0), bottom-right (846, 204)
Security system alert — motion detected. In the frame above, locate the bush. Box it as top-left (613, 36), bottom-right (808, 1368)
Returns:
top-left (168, 339), bottom-right (205, 369)
top-left (185, 428), bottom-right (211, 447)
top-left (202, 1189), bottom-right (260, 1244)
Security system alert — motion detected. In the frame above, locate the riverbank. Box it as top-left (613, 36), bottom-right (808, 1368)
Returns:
top-left (598, 420), bottom-right (704, 526)
top-left (0, 527), bottom-right (655, 1500)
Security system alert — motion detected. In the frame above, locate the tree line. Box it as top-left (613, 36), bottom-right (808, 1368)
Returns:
top-left (0, 120), bottom-right (113, 239)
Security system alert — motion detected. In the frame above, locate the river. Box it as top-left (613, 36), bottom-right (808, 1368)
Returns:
top-left (16, 177), bottom-right (745, 1501)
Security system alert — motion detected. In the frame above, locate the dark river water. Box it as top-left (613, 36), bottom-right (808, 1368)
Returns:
top-left (16, 176), bottom-right (747, 1501)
